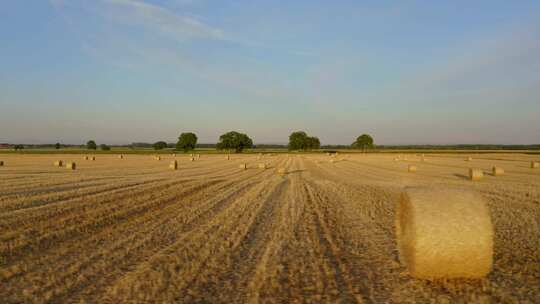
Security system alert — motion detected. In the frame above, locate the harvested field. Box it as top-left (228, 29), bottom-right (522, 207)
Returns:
top-left (0, 153), bottom-right (539, 303)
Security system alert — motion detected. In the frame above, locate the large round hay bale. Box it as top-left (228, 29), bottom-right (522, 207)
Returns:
top-left (239, 163), bottom-right (247, 170)
top-left (66, 162), bottom-right (76, 170)
top-left (258, 163), bottom-right (267, 169)
top-left (492, 167), bottom-right (504, 176)
top-left (84, 156), bottom-right (89, 160)
top-left (0, 161), bottom-right (4, 166)
top-left (469, 168), bottom-right (483, 181)
top-left (408, 165), bottom-right (417, 173)
top-left (531, 161), bottom-right (540, 169)
top-left (91, 156), bottom-right (96, 161)
top-left (466, 157), bottom-right (473, 161)
top-left (395, 187), bottom-right (493, 279)
top-left (54, 160), bottom-right (63, 167)
top-left (169, 161), bottom-right (178, 170)
top-left (225, 155), bottom-right (230, 160)
top-left (118, 155), bottom-right (124, 159)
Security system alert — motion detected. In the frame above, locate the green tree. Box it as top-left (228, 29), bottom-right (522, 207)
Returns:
top-left (14, 144), bottom-right (24, 151)
top-left (352, 134), bottom-right (374, 151)
top-left (306, 137), bottom-right (321, 150)
top-left (288, 131), bottom-right (309, 150)
top-left (153, 141), bottom-right (168, 150)
top-left (288, 131), bottom-right (320, 151)
top-left (55, 143), bottom-right (61, 149)
top-left (100, 144), bottom-right (111, 151)
top-left (216, 131), bottom-right (253, 153)
top-left (86, 140), bottom-right (97, 150)
top-left (176, 132), bottom-right (198, 152)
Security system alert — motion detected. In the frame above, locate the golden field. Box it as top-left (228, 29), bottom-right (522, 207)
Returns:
top-left (0, 153), bottom-right (539, 303)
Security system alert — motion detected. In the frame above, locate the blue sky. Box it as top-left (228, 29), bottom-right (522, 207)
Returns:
top-left (1, 0), bottom-right (539, 145)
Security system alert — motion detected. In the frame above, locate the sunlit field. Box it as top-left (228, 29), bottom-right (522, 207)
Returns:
top-left (1, 153), bottom-right (539, 303)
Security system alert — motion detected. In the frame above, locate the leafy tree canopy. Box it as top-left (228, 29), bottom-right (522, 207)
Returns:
top-left (176, 132), bottom-right (198, 152)
top-left (86, 140), bottom-right (97, 150)
top-left (100, 144), bottom-right (111, 151)
top-left (288, 131), bottom-right (320, 151)
top-left (352, 134), bottom-right (374, 150)
top-left (216, 131), bottom-right (253, 153)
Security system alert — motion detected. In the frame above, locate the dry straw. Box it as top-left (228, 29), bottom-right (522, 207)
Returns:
top-left (469, 168), bottom-right (483, 181)
top-left (54, 160), bottom-right (63, 167)
top-left (277, 168), bottom-right (286, 175)
top-left (66, 162), bottom-right (76, 170)
top-left (258, 163), bottom-right (267, 169)
top-left (466, 157), bottom-right (473, 161)
top-left (169, 160), bottom-right (178, 170)
top-left (492, 167), bottom-right (504, 176)
top-left (239, 163), bottom-right (247, 170)
top-left (531, 161), bottom-right (540, 169)
top-left (395, 187), bottom-right (493, 279)
top-left (408, 165), bottom-right (417, 173)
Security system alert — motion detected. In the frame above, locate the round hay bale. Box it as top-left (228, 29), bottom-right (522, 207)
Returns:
top-left (118, 155), bottom-right (124, 159)
top-left (258, 163), bottom-right (267, 169)
top-left (54, 160), bottom-right (63, 167)
top-left (190, 157), bottom-right (195, 162)
top-left (66, 162), bottom-right (76, 170)
top-left (91, 156), bottom-right (96, 161)
top-left (492, 167), bottom-right (504, 176)
top-left (469, 168), bottom-right (483, 181)
top-left (155, 156), bottom-right (161, 161)
top-left (408, 165), bottom-right (417, 173)
top-left (531, 161), bottom-right (540, 169)
top-left (239, 163), bottom-right (247, 170)
top-left (395, 187), bottom-right (493, 279)
top-left (169, 161), bottom-right (178, 170)
top-left (84, 156), bottom-right (89, 160)
top-left (225, 155), bottom-right (230, 160)
top-left (0, 161), bottom-right (4, 166)
top-left (466, 157), bottom-right (473, 161)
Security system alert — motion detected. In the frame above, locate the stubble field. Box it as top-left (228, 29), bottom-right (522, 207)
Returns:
top-left (0, 153), bottom-right (539, 303)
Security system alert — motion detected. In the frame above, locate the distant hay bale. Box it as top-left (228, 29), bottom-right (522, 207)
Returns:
top-left (155, 156), bottom-right (161, 161)
top-left (54, 160), bottom-right (63, 167)
top-left (466, 157), bottom-right (473, 161)
top-left (190, 153), bottom-right (193, 157)
top-left (330, 159), bottom-right (336, 163)
top-left (84, 156), bottom-right (89, 160)
top-left (469, 168), bottom-right (483, 181)
top-left (531, 161), bottom-right (540, 169)
top-left (239, 163), bottom-right (247, 170)
top-left (225, 155), bottom-right (230, 160)
top-left (395, 187), bottom-right (493, 279)
top-left (118, 155), bottom-right (123, 159)
top-left (169, 160), bottom-right (178, 170)
top-left (408, 165), bottom-right (417, 173)
top-left (394, 158), bottom-right (399, 161)
top-left (0, 161), bottom-right (4, 166)
top-left (91, 156), bottom-right (96, 161)
top-left (492, 167), bottom-right (504, 176)
top-left (190, 157), bottom-right (195, 162)
top-left (277, 168), bottom-right (286, 175)
top-left (66, 162), bottom-right (76, 170)
top-left (258, 163), bottom-right (267, 169)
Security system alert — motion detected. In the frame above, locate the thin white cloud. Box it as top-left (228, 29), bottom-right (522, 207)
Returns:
top-left (101, 0), bottom-right (224, 40)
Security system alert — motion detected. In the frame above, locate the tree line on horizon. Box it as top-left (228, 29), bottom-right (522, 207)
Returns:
top-left (85, 131), bottom-right (375, 153)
